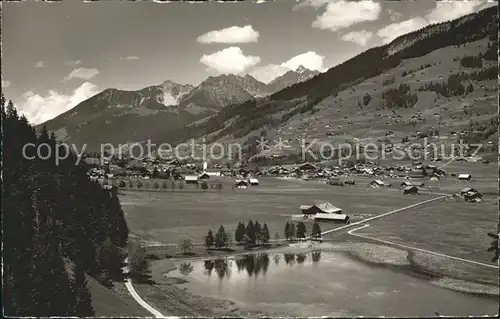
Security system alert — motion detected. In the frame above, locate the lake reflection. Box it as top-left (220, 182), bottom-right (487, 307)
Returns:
top-left (202, 251), bottom-right (321, 279)
top-left (169, 251), bottom-right (497, 317)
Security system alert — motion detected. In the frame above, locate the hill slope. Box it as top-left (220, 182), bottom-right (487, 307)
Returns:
top-left (156, 6), bottom-right (497, 161)
top-left (42, 67), bottom-right (319, 150)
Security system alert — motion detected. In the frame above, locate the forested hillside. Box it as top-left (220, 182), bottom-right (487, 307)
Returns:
top-left (152, 6), bottom-right (497, 152)
top-left (2, 95), bottom-right (130, 316)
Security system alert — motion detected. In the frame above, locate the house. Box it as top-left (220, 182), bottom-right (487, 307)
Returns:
top-left (248, 178), bottom-right (259, 186)
top-left (369, 180), bottom-right (385, 188)
top-left (344, 179), bottom-right (355, 185)
top-left (464, 191), bottom-right (482, 202)
top-left (298, 162), bottom-right (318, 171)
top-left (300, 202), bottom-right (343, 215)
top-left (234, 179), bottom-right (249, 189)
top-left (198, 172), bottom-right (210, 180)
top-left (458, 174), bottom-right (471, 181)
top-left (460, 187), bottom-right (479, 196)
top-left (205, 168), bottom-right (221, 177)
top-left (408, 169), bottom-right (426, 178)
top-left (401, 181), bottom-right (424, 188)
top-left (184, 175), bottom-right (199, 184)
top-left (299, 202), bottom-right (349, 223)
top-left (403, 186), bottom-right (419, 195)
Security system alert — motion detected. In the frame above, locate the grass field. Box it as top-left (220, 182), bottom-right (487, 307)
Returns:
top-left (119, 176), bottom-right (435, 244)
top-left (351, 193), bottom-right (497, 284)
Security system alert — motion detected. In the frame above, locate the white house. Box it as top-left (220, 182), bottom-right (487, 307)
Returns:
top-left (369, 180), bottom-right (385, 188)
top-left (458, 174), bottom-right (471, 181)
top-left (234, 179), bottom-right (249, 189)
top-left (184, 175), bottom-right (199, 184)
top-left (299, 202), bottom-right (349, 223)
top-left (205, 168), bottom-right (221, 177)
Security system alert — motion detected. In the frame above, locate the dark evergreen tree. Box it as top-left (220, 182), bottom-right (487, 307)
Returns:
top-left (284, 222), bottom-right (290, 241)
top-left (296, 222), bottom-right (306, 238)
top-left (215, 225), bottom-right (229, 249)
top-left (254, 220), bottom-right (262, 245)
top-left (261, 224), bottom-right (270, 244)
top-left (311, 222), bottom-right (322, 238)
top-left (246, 220), bottom-right (256, 244)
top-left (235, 222), bottom-right (246, 244)
top-left (289, 223), bottom-right (296, 240)
top-left (205, 229), bottom-right (215, 249)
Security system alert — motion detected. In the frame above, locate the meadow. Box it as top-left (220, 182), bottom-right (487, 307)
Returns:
top-left (119, 176), bottom-right (435, 244)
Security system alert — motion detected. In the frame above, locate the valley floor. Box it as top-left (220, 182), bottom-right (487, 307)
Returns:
top-left (119, 161), bottom-right (498, 316)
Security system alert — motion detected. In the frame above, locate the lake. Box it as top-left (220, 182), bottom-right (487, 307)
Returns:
top-left (168, 251), bottom-right (498, 317)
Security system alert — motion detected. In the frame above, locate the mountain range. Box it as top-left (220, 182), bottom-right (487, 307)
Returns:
top-left (42, 66), bottom-right (319, 148)
top-left (43, 6), bottom-right (497, 157)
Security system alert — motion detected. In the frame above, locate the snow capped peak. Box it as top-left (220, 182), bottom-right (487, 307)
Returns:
top-left (296, 65), bottom-right (308, 73)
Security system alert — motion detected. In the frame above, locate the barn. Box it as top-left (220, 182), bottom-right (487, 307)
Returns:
top-left (248, 178), bottom-right (259, 186)
top-left (299, 202), bottom-right (349, 223)
top-left (458, 174), bottom-right (472, 181)
top-left (403, 186), bottom-right (419, 195)
top-left (184, 175), bottom-right (199, 184)
top-left (369, 180), bottom-right (385, 188)
top-left (234, 179), bottom-right (249, 189)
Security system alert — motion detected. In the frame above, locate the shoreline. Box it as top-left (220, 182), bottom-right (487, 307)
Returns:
top-left (137, 241), bottom-right (498, 317)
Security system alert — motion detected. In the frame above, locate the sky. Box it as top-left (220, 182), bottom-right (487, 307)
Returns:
top-left (1, 0), bottom-right (495, 124)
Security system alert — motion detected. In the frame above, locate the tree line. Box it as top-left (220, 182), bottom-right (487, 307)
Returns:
top-left (380, 84), bottom-right (418, 109)
top-left (3, 96), bottom-right (130, 316)
top-left (418, 66), bottom-right (497, 98)
top-left (284, 221), bottom-right (322, 240)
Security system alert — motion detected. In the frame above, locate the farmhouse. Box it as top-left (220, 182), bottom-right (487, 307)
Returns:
top-left (458, 174), bottom-right (472, 181)
top-left (248, 178), bottom-right (259, 186)
top-left (408, 169), bottom-right (426, 178)
top-left (234, 179), bottom-right (249, 189)
top-left (401, 181), bottom-right (424, 188)
top-left (403, 186), bottom-right (419, 195)
top-left (198, 172), bottom-right (210, 180)
top-left (460, 187), bottom-right (479, 196)
top-left (205, 168), bottom-right (221, 177)
top-left (184, 175), bottom-right (199, 184)
top-left (369, 180), bottom-right (385, 188)
top-left (464, 191), bottom-right (483, 202)
top-left (298, 162), bottom-right (317, 171)
top-left (299, 202), bottom-right (349, 223)
top-left (300, 202), bottom-right (342, 214)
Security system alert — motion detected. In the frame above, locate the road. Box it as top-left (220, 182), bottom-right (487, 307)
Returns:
top-left (123, 259), bottom-right (168, 318)
top-left (347, 224), bottom-right (499, 269)
top-left (126, 190), bottom-right (488, 316)
top-left (320, 194), bottom-right (448, 236)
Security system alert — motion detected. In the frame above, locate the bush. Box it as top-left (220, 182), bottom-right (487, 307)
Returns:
top-left (179, 239), bottom-right (193, 254)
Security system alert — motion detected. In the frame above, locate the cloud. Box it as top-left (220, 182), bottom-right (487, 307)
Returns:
top-left (281, 51), bottom-right (326, 71)
top-left (34, 61), bottom-right (45, 68)
top-left (341, 30), bottom-right (374, 46)
top-left (2, 80), bottom-right (11, 88)
top-left (197, 25), bottom-right (259, 44)
top-left (250, 64), bottom-right (289, 84)
top-left (377, 17), bottom-right (428, 43)
top-left (250, 51), bottom-right (326, 83)
top-left (66, 60), bottom-right (82, 66)
top-left (387, 9), bottom-right (403, 22)
top-left (377, 1), bottom-right (490, 44)
top-left (63, 67), bottom-right (100, 81)
top-left (18, 82), bottom-right (100, 125)
top-left (312, 0), bottom-right (381, 32)
top-left (426, 0), bottom-right (490, 24)
top-left (120, 56), bottom-right (139, 61)
top-left (200, 47), bottom-right (261, 74)
top-left (292, 0), bottom-right (331, 10)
